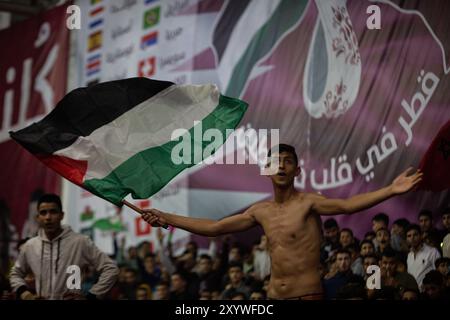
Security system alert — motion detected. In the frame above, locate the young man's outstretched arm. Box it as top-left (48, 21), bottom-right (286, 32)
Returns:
top-left (141, 206), bottom-right (258, 237)
top-left (311, 167), bottom-right (423, 215)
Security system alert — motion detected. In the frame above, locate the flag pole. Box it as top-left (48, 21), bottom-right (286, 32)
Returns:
top-left (122, 199), bottom-right (169, 229)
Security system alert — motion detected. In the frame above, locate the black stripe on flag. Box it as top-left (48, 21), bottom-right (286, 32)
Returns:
top-left (213, 0), bottom-right (251, 62)
top-left (10, 78), bottom-right (174, 155)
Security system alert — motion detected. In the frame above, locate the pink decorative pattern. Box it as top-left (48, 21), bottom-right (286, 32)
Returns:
top-left (331, 5), bottom-right (360, 65)
top-left (324, 78), bottom-right (349, 118)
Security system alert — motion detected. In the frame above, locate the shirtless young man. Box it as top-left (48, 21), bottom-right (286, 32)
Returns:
top-left (142, 144), bottom-right (423, 300)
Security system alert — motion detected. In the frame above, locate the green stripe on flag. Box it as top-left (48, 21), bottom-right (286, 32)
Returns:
top-left (225, 0), bottom-right (308, 98)
top-left (83, 94), bottom-right (247, 205)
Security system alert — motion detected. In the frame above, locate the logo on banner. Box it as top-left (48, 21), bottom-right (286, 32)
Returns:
top-left (88, 30), bottom-right (102, 52)
top-left (138, 57), bottom-right (156, 77)
top-left (143, 6), bottom-right (160, 29)
top-left (141, 31), bottom-right (158, 50)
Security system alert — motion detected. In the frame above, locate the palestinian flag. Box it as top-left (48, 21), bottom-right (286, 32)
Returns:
top-left (10, 78), bottom-right (248, 206)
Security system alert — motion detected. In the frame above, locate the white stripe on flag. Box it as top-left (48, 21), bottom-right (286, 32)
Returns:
top-left (55, 84), bottom-right (219, 180)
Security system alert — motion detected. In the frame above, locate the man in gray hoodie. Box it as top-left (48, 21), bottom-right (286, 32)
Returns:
top-left (9, 194), bottom-right (119, 300)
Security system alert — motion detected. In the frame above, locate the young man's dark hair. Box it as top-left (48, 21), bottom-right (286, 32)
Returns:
top-left (346, 243), bottom-right (359, 253)
top-left (335, 248), bottom-right (351, 256)
top-left (434, 257), bottom-right (450, 269)
top-left (441, 207), bottom-right (450, 217)
top-left (393, 218), bottom-right (410, 230)
top-left (364, 231), bottom-right (376, 239)
top-left (199, 254), bottom-right (212, 262)
top-left (423, 270), bottom-right (443, 286)
top-left (372, 213), bottom-right (389, 226)
top-left (324, 218), bottom-right (338, 229)
top-left (249, 289), bottom-right (267, 300)
top-left (37, 193), bottom-right (62, 212)
top-left (418, 209), bottom-right (433, 220)
top-left (268, 143), bottom-right (298, 166)
top-left (340, 228), bottom-right (354, 237)
top-left (144, 253), bottom-right (156, 259)
top-left (405, 223), bottom-right (421, 234)
top-left (230, 291), bottom-right (246, 300)
top-left (359, 239), bottom-right (374, 249)
top-left (363, 254), bottom-right (379, 263)
top-left (172, 271), bottom-right (187, 281)
top-left (381, 248), bottom-right (397, 259)
top-left (124, 267), bottom-right (138, 275)
top-left (228, 261), bottom-right (243, 271)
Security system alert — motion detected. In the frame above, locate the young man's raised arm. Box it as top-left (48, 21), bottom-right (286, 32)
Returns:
top-left (142, 206), bottom-right (258, 237)
top-left (312, 167), bottom-right (423, 216)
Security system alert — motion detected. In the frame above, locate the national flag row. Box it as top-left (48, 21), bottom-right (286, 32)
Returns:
top-left (86, 0), bottom-right (105, 83)
top-left (139, 2), bottom-right (161, 78)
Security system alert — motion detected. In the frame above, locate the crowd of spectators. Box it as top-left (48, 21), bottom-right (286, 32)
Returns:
top-left (1, 206), bottom-right (450, 300)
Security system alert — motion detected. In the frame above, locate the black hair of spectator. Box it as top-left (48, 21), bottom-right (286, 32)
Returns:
top-left (340, 228), bottom-right (354, 237)
top-left (418, 209), bottom-right (433, 220)
top-left (441, 207), bottom-right (450, 217)
top-left (144, 253), bottom-right (156, 259)
top-left (423, 270), bottom-right (443, 286)
top-left (37, 193), bottom-right (62, 212)
top-left (268, 144), bottom-right (298, 166)
top-left (231, 242), bottom-right (243, 251)
top-left (363, 254), bottom-right (379, 263)
top-left (323, 218), bottom-right (338, 229)
top-left (393, 218), bottom-right (410, 230)
top-left (228, 261), bottom-right (243, 271)
top-left (230, 291), bottom-right (247, 300)
top-left (124, 267), bottom-right (138, 275)
top-left (372, 213), bottom-right (389, 226)
top-left (405, 224), bottom-right (421, 234)
top-left (376, 227), bottom-right (389, 235)
top-left (156, 280), bottom-right (170, 287)
top-left (435, 257), bottom-right (450, 269)
top-left (199, 254), bottom-right (212, 262)
top-left (381, 248), bottom-right (397, 259)
top-left (364, 231), bottom-right (376, 238)
top-left (345, 243), bottom-right (360, 253)
top-left (250, 289), bottom-right (267, 299)
top-left (335, 248), bottom-right (351, 256)
top-left (171, 271), bottom-right (188, 282)
top-left (359, 239), bottom-right (374, 250)
top-left (402, 288), bottom-right (419, 297)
